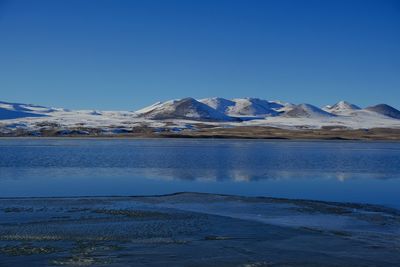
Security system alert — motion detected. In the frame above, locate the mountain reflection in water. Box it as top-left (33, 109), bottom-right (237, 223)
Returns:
top-left (0, 139), bottom-right (399, 206)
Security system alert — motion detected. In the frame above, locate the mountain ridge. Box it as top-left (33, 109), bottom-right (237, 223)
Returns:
top-left (1, 97), bottom-right (400, 121)
top-left (135, 97), bottom-right (238, 122)
top-left (0, 98), bottom-right (400, 136)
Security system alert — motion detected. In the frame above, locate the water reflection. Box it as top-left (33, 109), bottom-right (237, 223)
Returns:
top-left (0, 139), bottom-right (399, 205)
top-left (0, 164), bottom-right (397, 183)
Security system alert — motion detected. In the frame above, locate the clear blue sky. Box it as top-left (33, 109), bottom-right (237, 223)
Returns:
top-left (0, 0), bottom-right (399, 110)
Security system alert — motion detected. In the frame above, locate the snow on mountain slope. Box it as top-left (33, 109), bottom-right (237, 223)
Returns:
top-left (323, 101), bottom-right (361, 115)
top-left (0, 101), bottom-right (55, 114)
top-left (134, 101), bottom-right (164, 114)
top-left (238, 111), bottom-right (400, 130)
top-left (198, 97), bottom-right (236, 114)
top-left (270, 101), bottom-right (295, 112)
top-left (0, 101), bottom-right (50, 120)
top-left (228, 98), bottom-right (283, 116)
top-left (199, 97), bottom-right (284, 117)
top-left (365, 104), bottom-right (400, 119)
top-left (0, 108), bottom-right (47, 120)
top-left (136, 97), bottom-right (237, 121)
top-left (284, 104), bottom-right (335, 118)
top-left (237, 104), bottom-right (400, 129)
top-left (1, 98), bottom-right (400, 133)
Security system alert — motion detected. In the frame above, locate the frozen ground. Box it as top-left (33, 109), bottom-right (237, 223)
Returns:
top-left (0, 193), bottom-right (399, 266)
top-left (2, 108), bottom-right (400, 132)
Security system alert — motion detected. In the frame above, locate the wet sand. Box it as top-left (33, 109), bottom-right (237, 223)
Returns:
top-left (0, 193), bottom-right (399, 266)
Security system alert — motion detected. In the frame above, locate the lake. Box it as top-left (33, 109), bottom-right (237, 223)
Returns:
top-left (0, 138), bottom-right (399, 207)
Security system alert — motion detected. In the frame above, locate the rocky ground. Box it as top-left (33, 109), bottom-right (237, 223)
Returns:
top-left (0, 193), bottom-right (399, 266)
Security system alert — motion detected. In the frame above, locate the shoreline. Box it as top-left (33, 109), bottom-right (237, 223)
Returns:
top-left (0, 191), bottom-right (398, 209)
top-left (3, 136), bottom-right (400, 142)
top-left (1, 126), bottom-right (400, 140)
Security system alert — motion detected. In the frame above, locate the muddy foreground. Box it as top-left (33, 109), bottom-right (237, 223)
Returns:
top-left (0, 193), bottom-right (399, 266)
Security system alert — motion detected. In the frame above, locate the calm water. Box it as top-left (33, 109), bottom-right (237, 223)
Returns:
top-left (0, 138), bottom-right (399, 206)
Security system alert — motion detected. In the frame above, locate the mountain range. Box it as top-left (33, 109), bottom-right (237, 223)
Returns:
top-left (135, 97), bottom-right (400, 122)
top-left (1, 98), bottom-right (400, 137)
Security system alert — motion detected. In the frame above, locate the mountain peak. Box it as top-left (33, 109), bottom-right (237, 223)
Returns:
top-left (285, 103), bottom-right (335, 118)
top-left (324, 101), bottom-right (360, 114)
top-left (136, 97), bottom-right (237, 121)
top-left (228, 98), bottom-right (282, 116)
top-left (198, 97), bottom-right (235, 114)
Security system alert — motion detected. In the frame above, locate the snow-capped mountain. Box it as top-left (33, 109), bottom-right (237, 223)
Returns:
top-left (198, 97), bottom-right (236, 114)
top-left (199, 97), bottom-right (285, 117)
top-left (0, 101), bottom-right (51, 120)
top-left (365, 104), bottom-right (400, 120)
top-left (284, 104), bottom-right (334, 118)
top-left (135, 97), bottom-right (237, 121)
top-left (323, 101), bottom-right (361, 115)
top-left (0, 101), bottom-right (58, 113)
top-left (228, 98), bottom-right (283, 116)
top-left (1, 98), bottom-right (400, 136)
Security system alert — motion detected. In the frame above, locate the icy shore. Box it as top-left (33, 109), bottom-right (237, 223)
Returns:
top-left (0, 192), bottom-right (399, 266)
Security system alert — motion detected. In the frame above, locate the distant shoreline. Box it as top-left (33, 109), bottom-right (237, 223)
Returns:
top-left (1, 126), bottom-right (400, 141)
